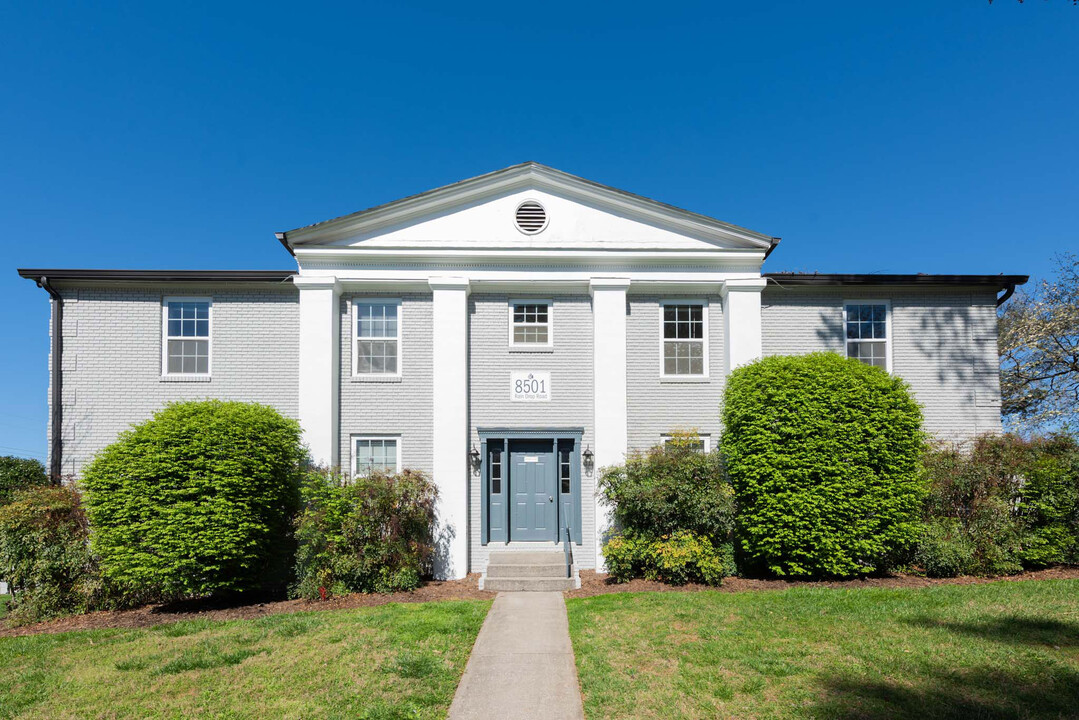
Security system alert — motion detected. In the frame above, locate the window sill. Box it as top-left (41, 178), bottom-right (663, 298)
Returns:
top-left (659, 376), bottom-right (711, 384)
top-left (509, 346), bottom-right (554, 354)
top-left (351, 375), bottom-right (403, 383)
top-left (160, 374), bottom-right (212, 383)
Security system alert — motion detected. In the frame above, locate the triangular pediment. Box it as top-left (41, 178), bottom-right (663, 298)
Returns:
top-left (280, 163), bottom-right (775, 255)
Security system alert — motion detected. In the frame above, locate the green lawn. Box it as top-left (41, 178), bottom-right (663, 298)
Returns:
top-left (568, 579), bottom-right (1079, 719)
top-left (0, 599), bottom-right (490, 720)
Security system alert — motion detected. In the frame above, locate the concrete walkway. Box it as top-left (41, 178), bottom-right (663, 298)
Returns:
top-left (448, 592), bottom-right (585, 720)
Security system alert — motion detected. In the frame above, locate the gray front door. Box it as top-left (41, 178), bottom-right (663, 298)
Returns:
top-left (509, 440), bottom-right (557, 541)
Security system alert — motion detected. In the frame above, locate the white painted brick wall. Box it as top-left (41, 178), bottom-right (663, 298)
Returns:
top-left (468, 294), bottom-right (597, 570)
top-left (762, 286), bottom-right (1003, 440)
top-left (338, 293), bottom-right (435, 474)
top-left (53, 282), bottom-right (299, 477)
top-left (627, 294), bottom-right (726, 452)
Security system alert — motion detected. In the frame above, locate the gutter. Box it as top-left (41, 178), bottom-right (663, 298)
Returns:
top-left (763, 237), bottom-right (781, 260)
top-left (275, 232), bottom-right (295, 257)
top-left (36, 276), bottom-right (63, 483)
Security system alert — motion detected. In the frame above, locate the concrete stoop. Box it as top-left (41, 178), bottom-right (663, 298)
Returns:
top-left (480, 550), bottom-right (580, 592)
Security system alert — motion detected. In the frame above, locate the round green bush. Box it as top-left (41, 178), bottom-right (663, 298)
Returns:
top-left (0, 456), bottom-right (48, 506)
top-left (81, 401), bottom-right (305, 599)
top-left (721, 352), bottom-right (926, 578)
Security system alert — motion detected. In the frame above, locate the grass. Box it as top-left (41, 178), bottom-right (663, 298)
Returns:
top-left (568, 579), bottom-right (1079, 719)
top-left (0, 599), bottom-right (490, 720)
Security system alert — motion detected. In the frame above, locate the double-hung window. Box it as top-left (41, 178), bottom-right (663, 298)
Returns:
top-left (353, 436), bottom-right (401, 476)
top-left (163, 298), bottom-right (211, 376)
top-left (661, 302), bottom-right (707, 377)
top-left (509, 301), bottom-right (552, 347)
top-left (354, 300), bottom-right (401, 377)
top-left (845, 301), bottom-right (890, 370)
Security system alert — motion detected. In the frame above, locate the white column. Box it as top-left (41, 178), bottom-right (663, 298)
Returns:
top-left (590, 278), bottom-right (630, 571)
top-left (295, 276), bottom-right (341, 468)
top-left (721, 277), bottom-right (768, 374)
top-left (429, 276), bottom-right (471, 580)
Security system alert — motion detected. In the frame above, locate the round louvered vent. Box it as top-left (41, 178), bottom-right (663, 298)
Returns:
top-left (514, 200), bottom-right (548, 234)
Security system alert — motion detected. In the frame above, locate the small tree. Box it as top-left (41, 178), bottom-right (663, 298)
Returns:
top-left (999, 253), bottom-right (1079, 433)
top-left (81, 401), bottom-right (305, 599)
top-left (722, 353), bottom-right (926, 578)
top-left (0, 456), bottom-right (48, 507)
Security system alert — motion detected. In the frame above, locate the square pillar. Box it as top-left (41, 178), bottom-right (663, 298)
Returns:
top-left (295, 276), bottom-right (341, 468)
top-left (721, 277), bottom-right (768, 374)
top-left (590, 278), bottom-right (630, 571)
top-left (429, 276), bottom-right (470, 580)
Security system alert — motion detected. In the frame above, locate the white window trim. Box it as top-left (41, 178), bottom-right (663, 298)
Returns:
top-left (507, 299), bottom-right (554, 349)
top-left (161, 296), bottom-right (212, 378)
top-left (658, 299), bottom-right (709, 379)
top-left (661, 434), bottom-right (711, 452)
top-left (352, 298), bottom-right (403, 379)
top-left (843, 299), bottom-right (893, 373)
top-left (351, 434), bottom-right (402, 477)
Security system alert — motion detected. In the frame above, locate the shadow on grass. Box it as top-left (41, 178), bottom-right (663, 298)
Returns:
top-left (812, 664), bottom-right (1079, 720)
top-left (904, 615), bottom-right (1079, 648)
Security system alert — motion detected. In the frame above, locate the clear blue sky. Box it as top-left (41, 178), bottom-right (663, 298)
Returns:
top-left (1, 1), bottom-right (1076, 462)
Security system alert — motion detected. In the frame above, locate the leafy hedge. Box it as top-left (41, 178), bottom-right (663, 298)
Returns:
top-left (81, 401), bottom-right (305, 599)
top-left (918, 434), bottom-right (1079, 576)
top-left (599, 430), bottom-right (734, 539)
top-left (292, 467), bottom-right (438, 599)
top-left (0, 486), bottom-right (107, 623)
top-left (604, 530), bottom-right (735, 586)
top-left (721, 353), bottom-right (926, 578)
top-left (0, 456), bottom-right (48, 507)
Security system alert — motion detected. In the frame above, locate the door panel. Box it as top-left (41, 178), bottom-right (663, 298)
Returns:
top-left (508, 440), bottom-right (557, 542)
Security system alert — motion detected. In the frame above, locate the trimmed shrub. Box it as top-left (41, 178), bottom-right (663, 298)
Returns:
top-left (918, 434), bottom-right (1079, 576)
top-left (292, 467), bottom-right (438, 599)
top-left (0, 456), bottom-right (48, 507)
top-left (603, 531), bottom-right (734, 586)
top-left (81, 401), bottom-right (305, 600)
top-left (722, 352), bottom-right (926, 578)
top-left (599, 430), bottom-right (735, 539)
top-left (0, 486), bottom-right (107, 623)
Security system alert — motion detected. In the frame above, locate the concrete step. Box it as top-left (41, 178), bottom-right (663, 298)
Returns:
top-left (487, 551), bottom-right (566, 565)
top-left (483, 576), bottom-right (577, 592)
top-left (485, 562), bottom-right (572, 578)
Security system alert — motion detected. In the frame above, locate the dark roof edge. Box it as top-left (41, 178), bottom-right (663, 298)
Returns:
top-left (17, 269), bottom-right (298, 283)
top-left (764, 272), bottom-right (1028, 289)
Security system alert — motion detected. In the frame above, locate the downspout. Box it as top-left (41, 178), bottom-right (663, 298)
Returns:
top-left (996, 283), bottom-right (1016, 308)
top-left (37, 277), bottom-right (63, 483)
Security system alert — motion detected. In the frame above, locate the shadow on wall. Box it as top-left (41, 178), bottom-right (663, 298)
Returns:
top-left (814, 309), bottom-right (844, 350)
top-left (431, 518), bottom-right (457, 580)
top-left (811, 615), bottom-right (1079, 719)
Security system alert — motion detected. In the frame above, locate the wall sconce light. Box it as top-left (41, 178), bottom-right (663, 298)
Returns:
top-left (468, 444), bottom-right (481, 474)
top-left (582, 445), bottom-right (594, 477)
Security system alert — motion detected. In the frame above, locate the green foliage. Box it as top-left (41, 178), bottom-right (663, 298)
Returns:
top-left (0, 486), bottom-right (108, 623)
top-left (292, 467), bottom-right (438, 599)
top-left (0, 456), bottom-right (48, 507)
top-left (599, 430), bottom-right (735, 539)
top-left (721, 352), bottom-right (926, 578)
top-left (919, 434), bottom-right (1079, 576)
top-left (81, 400), bottom-right (305, 599)
top-left (914, 518), bottom-right (976, 578)
top-left (603, 531), bottom-right (734, 586)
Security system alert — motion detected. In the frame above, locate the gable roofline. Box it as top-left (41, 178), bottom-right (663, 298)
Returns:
top-left (278, 162), bottom-right (778, 251)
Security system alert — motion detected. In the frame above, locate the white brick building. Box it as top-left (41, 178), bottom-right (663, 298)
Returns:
top-left (19, 163), bottom-right (1026, 579)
